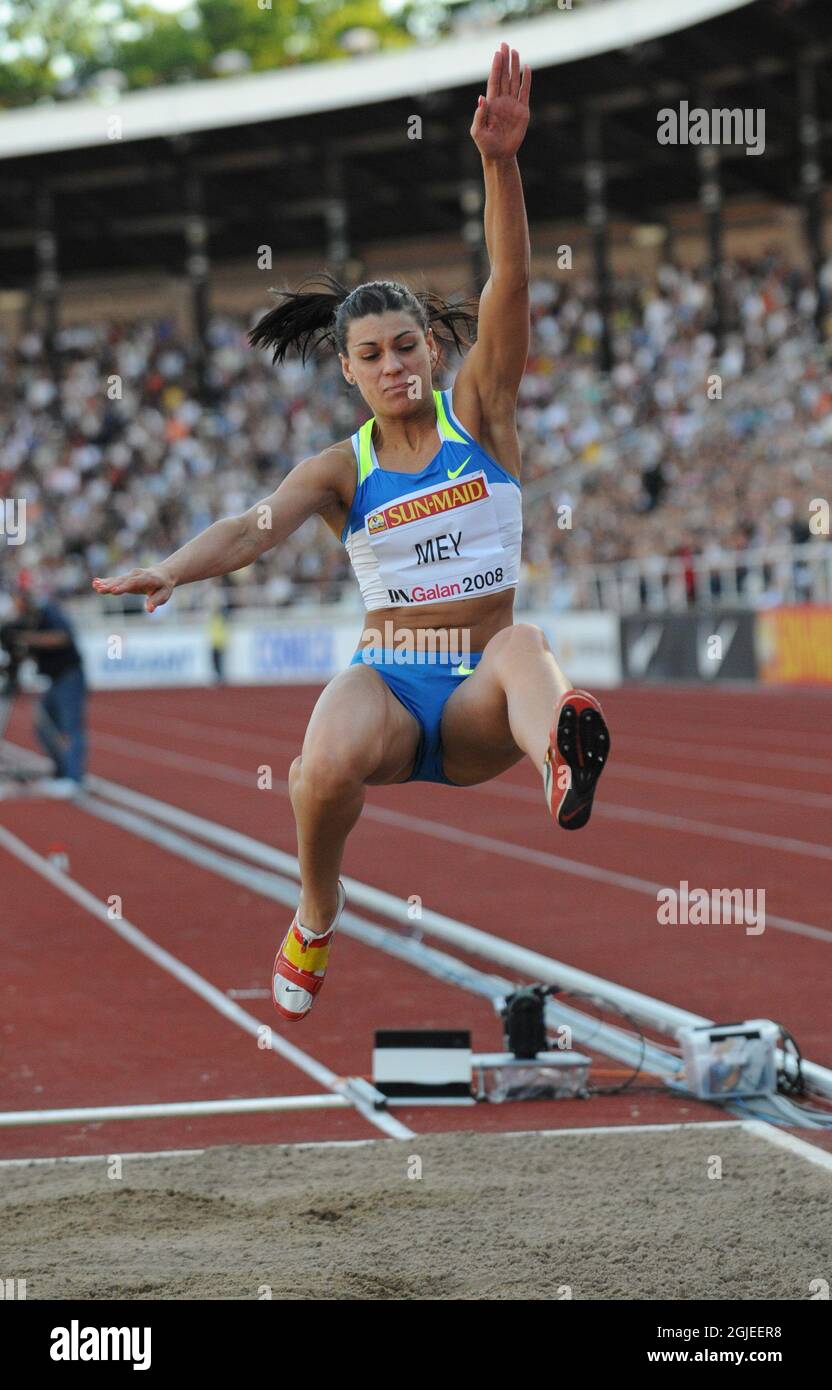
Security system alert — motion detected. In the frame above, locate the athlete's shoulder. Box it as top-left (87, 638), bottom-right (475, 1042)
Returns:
top-left (301, 437), bottom-right (360, 536)
top-left (445, 377), bottom-right (522, 481)
top-left (296, 437), bottom-right (355, 489)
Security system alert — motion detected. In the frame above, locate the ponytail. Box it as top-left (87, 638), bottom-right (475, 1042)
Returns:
top-left (248, 270), bottom-right (478, 365)
top-left (247, 269), bottom-right (348, 365)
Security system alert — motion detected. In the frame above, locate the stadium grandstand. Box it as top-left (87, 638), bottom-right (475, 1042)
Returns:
top-left (4, 0), bottom-right (832, 1321)
top-left (1, 0), bottom-right (831, 630)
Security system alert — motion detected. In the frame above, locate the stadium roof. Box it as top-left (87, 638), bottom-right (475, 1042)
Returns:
top-left (1, 0), bottom-right (830, 287)
top-left (0, 0), bottom-right (756, 159)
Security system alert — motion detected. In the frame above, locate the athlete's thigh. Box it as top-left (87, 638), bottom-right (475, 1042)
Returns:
top-left (300, 663), bottom-right (421, 786)
top-left (439, 645), bottom-right (524, 786)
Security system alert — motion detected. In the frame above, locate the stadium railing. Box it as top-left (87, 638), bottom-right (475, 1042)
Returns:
top-left (59, 540), bottom-right (831, 623)
top-left (566, 541), bottom-right (832, 614)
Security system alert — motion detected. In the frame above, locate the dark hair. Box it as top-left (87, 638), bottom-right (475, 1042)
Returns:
top-left (248, 269), bottom-right (478, 366)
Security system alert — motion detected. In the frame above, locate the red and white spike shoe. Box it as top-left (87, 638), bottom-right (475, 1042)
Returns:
top-left (272, 880), bottom-right (346, 1022)
top-left (544, 689), bottom-right (610, 830)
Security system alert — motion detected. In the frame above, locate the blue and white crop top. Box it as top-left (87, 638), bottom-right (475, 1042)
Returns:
top-left (341, 388), bottom-right (522, 611)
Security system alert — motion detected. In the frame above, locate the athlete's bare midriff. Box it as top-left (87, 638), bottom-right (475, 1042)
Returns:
top-left (356, 588), bottom-right (515, 654)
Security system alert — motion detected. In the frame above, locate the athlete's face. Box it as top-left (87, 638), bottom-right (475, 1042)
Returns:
top-left (340, 312), bottom-right (437, 413)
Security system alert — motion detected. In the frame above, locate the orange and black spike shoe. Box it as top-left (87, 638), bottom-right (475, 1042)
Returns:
top-left (544, 689), bottom-right (610, 830)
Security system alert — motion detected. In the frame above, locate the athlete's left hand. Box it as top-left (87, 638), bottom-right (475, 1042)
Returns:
top-left (470, 43), bottom-right (531, 162)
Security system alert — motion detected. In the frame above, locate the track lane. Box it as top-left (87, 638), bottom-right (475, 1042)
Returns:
top-left (3, 681), bottom-right (830, 1163)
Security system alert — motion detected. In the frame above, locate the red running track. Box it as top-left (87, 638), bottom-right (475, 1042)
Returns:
top-left (1, 683), bottom-right (830, 1159)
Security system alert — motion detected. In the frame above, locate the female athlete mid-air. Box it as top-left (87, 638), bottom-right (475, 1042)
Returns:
top-left (93, 44), bottom-right (611, 1022)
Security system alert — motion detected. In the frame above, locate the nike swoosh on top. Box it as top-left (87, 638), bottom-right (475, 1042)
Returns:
top-left (454, 664), bottom-right (474, 676)
top-left (447, 454), bottom-right (472, 479)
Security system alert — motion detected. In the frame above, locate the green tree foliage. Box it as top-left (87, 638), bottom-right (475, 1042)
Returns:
top-left (0, 0), bottom-right (410, 107)
top-left (0, 0), bottom-right (581, 108)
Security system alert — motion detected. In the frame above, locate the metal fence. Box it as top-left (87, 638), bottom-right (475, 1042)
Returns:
top-left (62, 540), bottom-right (831, 625)
top-left (562, 542), bottom-right (832, 615)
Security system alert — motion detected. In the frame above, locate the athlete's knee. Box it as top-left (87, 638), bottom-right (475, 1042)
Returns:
top-left (288, 755), bottom-right (303, 798)
top-left (490, 622), bottom-right (550, 664)
top-left (293, 745), bottom-right (366, 804)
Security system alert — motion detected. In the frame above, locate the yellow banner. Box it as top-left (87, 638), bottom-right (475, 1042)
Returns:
top-left (757, 606), bottom-right (832, 684)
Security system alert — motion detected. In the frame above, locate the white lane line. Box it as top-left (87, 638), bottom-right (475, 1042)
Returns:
top-left (470, 780), bottom-right (832, 863)
top-left (0, 823), bottom-right (413, 1142)
top-left (741, 1119), bottom-right (832, 1174)
top-left (77, 735), bottom-right (832, 944)
top-left (88, 723), bottom-right (832, 859)
top-left (91, 731), bottom-right (260, 788)
top-left (109, 711), bottom-right (832, 778)
top-left (81, 728), bottom-right (832, 863)
top-left (91, 712), bottom-right (300, 758)
top-left (81, 774), bottom-right (832, 1104)
top-left (599, 733), bottom-right (832, 776)
top-left (79, 786), bottom-right (699, 1079)
top-left (85, 728), bottom-right (832, 813)
top-left (610, 760), bottom-right (832, 810)
top-left (610, 717), bottom-right (832, 753)
top-left (355, 803), bottom-right (832, 944)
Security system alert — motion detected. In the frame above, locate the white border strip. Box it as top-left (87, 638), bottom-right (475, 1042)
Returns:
top-left (6, 1119), bottom-right (832, 1170)
top-left (741, 1119), bottom-right (832, 1174)
top-left (0, 1121), bottom-right (745, 1167)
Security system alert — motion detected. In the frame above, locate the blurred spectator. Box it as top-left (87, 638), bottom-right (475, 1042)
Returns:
top-left (0, 255), bottom-right (829, 612)
top-left (0, 580), bottom-right (87, 794)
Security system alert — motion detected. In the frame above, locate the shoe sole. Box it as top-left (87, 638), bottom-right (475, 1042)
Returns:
top-left (272, 952), bottom-right (326, 1022)
top-left (554, 697), bottom-right (610, 830)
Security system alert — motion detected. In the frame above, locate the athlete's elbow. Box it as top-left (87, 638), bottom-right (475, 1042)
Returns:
top-left (489, 262), bottom-right (529, 293)
top-left (236, 507), bottom-right (271, 563)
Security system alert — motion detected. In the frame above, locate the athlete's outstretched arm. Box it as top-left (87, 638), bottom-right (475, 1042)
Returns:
top-left (456, 42), bottom-right (531, 411)
top-left (92, 453), bottom-right (344, 613)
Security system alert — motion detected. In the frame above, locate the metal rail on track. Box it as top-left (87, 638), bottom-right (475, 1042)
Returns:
top-left (73, 777), bottom-right (832, 1127)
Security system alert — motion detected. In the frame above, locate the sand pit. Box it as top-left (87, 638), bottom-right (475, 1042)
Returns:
top-left (3, 1125), bottom-right (830, 1300)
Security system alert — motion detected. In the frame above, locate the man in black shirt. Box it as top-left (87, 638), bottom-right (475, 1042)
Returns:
top-left (1, 589), bottom-right (87, 792)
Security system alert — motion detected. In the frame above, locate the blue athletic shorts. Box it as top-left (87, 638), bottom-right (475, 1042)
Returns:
top-left (350, 648), bottom-right (483, 785)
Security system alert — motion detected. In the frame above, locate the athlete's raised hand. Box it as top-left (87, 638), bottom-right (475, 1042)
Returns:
top-left (470, 42), bottom-right (531, 162)
top-left (92, 565), bottom-right (175, 613)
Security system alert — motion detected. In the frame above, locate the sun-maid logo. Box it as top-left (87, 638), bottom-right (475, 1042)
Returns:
top-left (366, 474), bottom-right (488, 536)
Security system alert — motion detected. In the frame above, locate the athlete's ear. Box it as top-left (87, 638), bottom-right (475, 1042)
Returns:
top-left (339, 352), bottom-right (355, 386)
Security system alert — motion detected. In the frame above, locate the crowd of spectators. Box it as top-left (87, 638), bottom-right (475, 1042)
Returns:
top-left (1, 252), bottom-right (830, 614)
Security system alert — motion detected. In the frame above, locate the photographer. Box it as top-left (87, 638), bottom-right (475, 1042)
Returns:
top-left (0, 587), bottom-right (87, 795)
